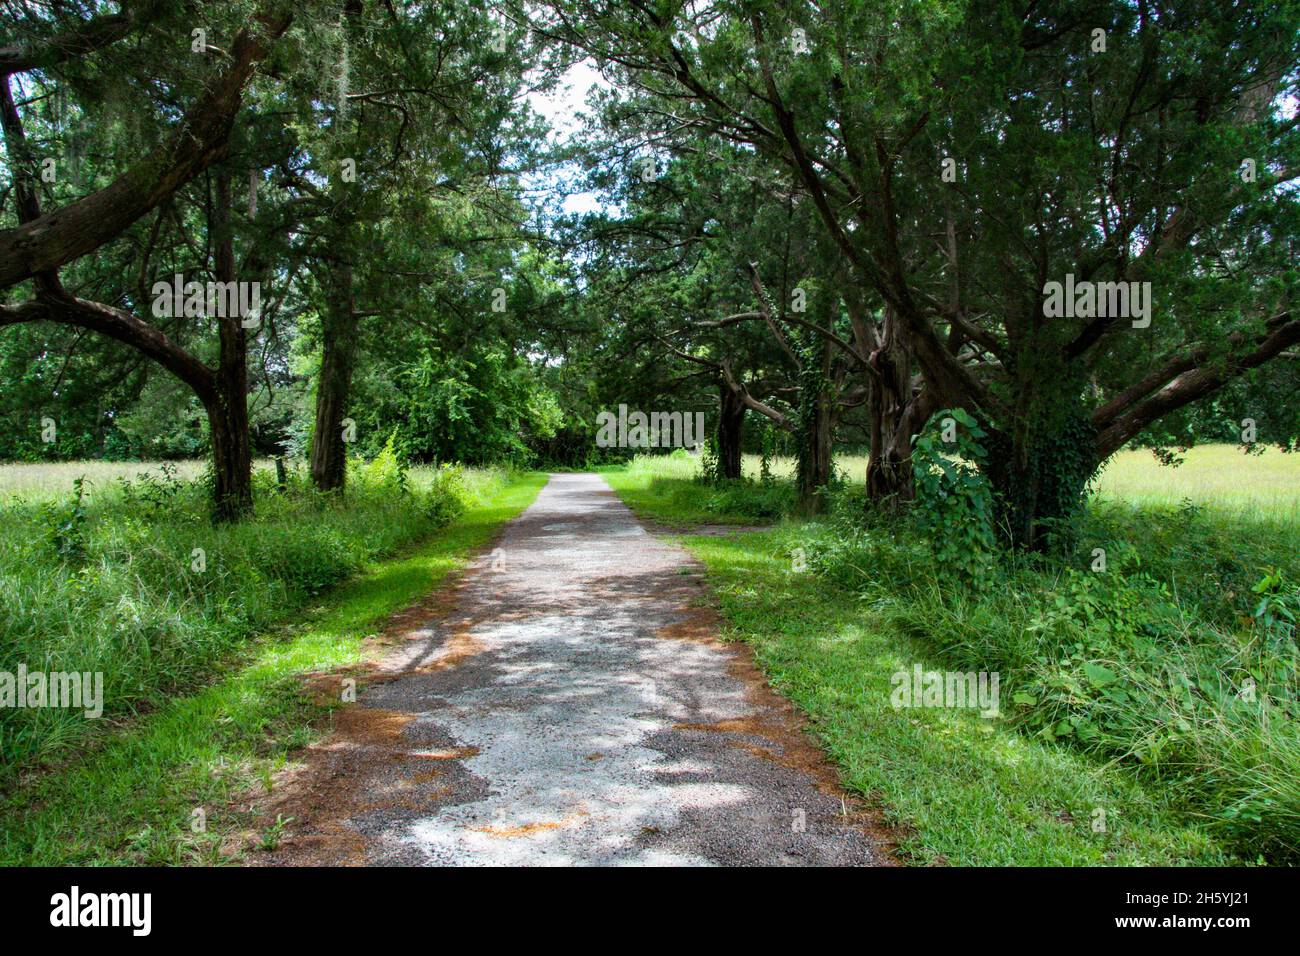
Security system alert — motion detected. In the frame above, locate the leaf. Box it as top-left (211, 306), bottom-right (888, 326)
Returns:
top-left (1102, 686), bottom-right (1130, 704)
top-left (1012, 692), bottom-right (1038, 706)
top-left (1082, 662), bottom-right (1118, 687)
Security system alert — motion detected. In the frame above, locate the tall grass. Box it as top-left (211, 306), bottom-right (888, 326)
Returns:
top-left (792, 507), bottom-right (1300, 860)
top-left (0, 457), bottom-right (509, 780)
top-left (605, 444), bottom-right (1300, 861)
top-left (0, 471), bottom-right (546, 865)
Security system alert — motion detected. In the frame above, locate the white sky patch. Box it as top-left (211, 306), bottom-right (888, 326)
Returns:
top-left (530, 58), bottom-right (603, 142)
top-left (525, 59), bottom-right (610, 216)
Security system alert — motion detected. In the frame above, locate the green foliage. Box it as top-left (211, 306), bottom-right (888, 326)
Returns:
top-left (911, 408), bottom-right (996, 580)
top-left (115, 462), bottom-right (189, 515)
top-left (700, 480), bottom-right (794, 521)
top-left (782, 494), bottom-right (1300, 861)
top-left (386, 347), bottom-right (563, 467)
top-left (1252, 567), bottom-right (1299, 645)
top-left (758, 424), bottom-right (775, 485)
top-left (353, 431), bottom-right (408, 494)
top-left (696, 438), bottom-right (721, 485)
top-left (987, 403), bottom-right (1099, 551)
top-left (39, 476), bottom-right (89, 562)
top-left (683, 525), bottom-right (1229, 865)
top-left (606, 452), bottom-right (795, 525)
top-left (419, 465), bottom-right (475, 528)
top-left (0, 463), bottom-right (508, 780)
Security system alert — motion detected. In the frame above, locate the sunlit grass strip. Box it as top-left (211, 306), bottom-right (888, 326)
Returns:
top-left (681, 529), bottom-right (1233, 866)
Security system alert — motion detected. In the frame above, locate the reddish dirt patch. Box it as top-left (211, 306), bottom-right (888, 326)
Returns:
top-left (234, 541), bottom-right (508, 866)
top-left (655, 601), bottom-right (725, 644)
top-left (469, 811), bottom-right (589, 839)
top-left (242, 706), bottom-right (419, 866)
top-left (409, 746), bottom-right (480, 760)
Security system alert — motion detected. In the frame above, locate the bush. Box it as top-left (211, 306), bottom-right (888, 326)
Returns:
top-left (420, 464), bottom-right (474, 527)
top-left (911, 408), bottom-right (996, 581)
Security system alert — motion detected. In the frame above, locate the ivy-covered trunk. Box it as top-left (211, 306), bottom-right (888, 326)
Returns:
top-left (981, 373), bottom-right (1099, 551)
top-left (797, 393), bottom-right (834, 511)
top-left (796, 335), bottom-right (835, 513)
top-left (717, 384), bottom-right (745, 480)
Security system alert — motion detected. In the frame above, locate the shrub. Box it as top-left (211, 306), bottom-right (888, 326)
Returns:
top-left (911, 408), bottom-right (997, 582)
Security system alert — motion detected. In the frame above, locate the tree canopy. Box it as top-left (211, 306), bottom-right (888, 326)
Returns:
top-left (1, 0), bottom-right (1296, 543)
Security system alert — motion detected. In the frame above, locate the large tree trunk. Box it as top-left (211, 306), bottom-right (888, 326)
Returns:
top-left (982, 435), bottom-right (1098, 552)
top-left (797, 392), bottom-right (833, 511)
top-left (207, 390), bottom-right (252, 521)
top-left (982, 356), bottom-right (1097, 550)
top-left (209, 171), bottom-right (252, 521)
top-left (796, 338), bottom-right (835, 512)
top-left (716, 383), bottom-right (745, 480)
top-left (865, 310), bottom-right (918, 503)
top-left (310, 258), bottom-right (358, 492)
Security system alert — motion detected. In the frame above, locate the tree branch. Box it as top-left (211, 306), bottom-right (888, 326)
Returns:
top-left (0, 7), bottom-right (292, 290)
top-left (1094, 316), bottom-right (1300, 458)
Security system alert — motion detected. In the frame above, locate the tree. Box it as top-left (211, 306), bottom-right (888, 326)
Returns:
top-left (275, 3), bottom-right (551, 489)
top-left (0, 1), bottom-right (292, 519)
top-left (540, 0), bottom-right (1300, 546)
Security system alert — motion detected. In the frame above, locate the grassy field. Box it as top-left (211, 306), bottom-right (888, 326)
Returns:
top-left (603, 444), bottom-right (1300, 865)
top-left (0, 459), bottom-right (215, 499)
top-left (0, 464), bottom-right (546, 864)
top-left (1091, 444), bottom-right (1300, 520)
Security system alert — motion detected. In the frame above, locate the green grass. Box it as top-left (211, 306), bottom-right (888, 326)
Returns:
top-left (603, 445), bottom-right (1300, 865)
top-left (596, 451), bottom-right (795, 526)
top-left (1092, 444), bottom-right (1300, 520)
top-left (0, 459), bottom-right (214, 498)
top-left (686, 530), bottom-right (1231, 865)
top-left (0, 456), bottom-right (499, 773)
top-left (0, 471), bottom-right (546, 865)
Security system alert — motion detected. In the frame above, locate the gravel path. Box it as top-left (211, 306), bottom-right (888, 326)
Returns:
top-left (255, 473), bottom-right (892, 866)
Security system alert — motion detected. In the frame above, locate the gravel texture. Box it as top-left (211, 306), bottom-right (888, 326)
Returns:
top-left (254, 473), bottom-right (892, 867)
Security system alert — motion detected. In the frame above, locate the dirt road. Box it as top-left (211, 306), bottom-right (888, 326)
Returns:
top-left (254, 473), bottom-right (891, 866)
